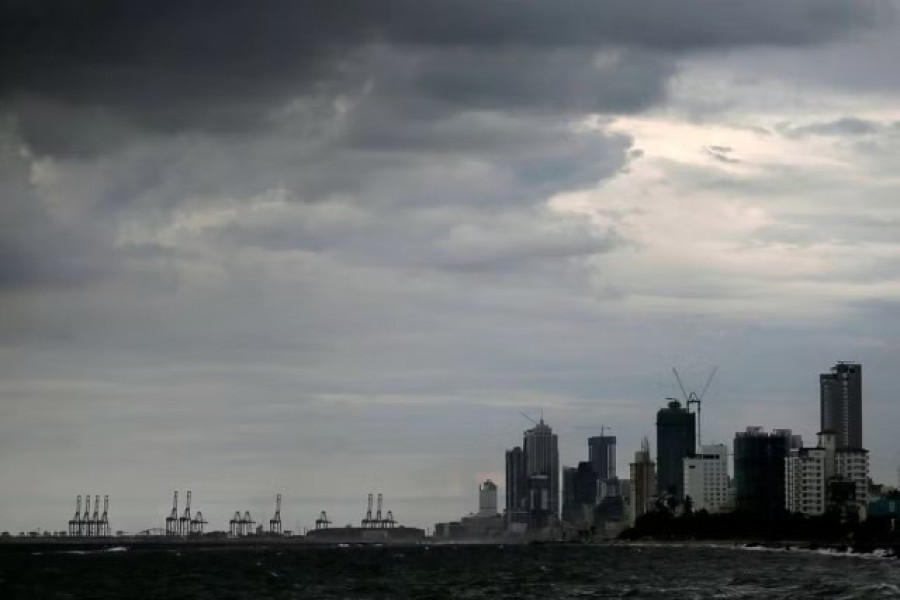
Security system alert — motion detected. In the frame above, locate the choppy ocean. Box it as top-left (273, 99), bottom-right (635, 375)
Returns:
top-left (1, 542), bottom-right (898, 599)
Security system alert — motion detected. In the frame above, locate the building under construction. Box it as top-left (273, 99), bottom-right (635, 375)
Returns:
top-left (305, 493), bottom-right (425, 542)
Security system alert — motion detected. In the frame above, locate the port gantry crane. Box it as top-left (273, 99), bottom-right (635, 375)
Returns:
top-left (100, 495), bottom-right (110, 537)
top-left (83, 494), bottom-right (93, 537)
top-left (68, 495), bottom-right (82, 537)
top-left (191, 510), bottom-right (207, 535)
top-left (375, 493), bottom-right (384, 527)
top-left (672, 366), bottom-right (718, 448)
top-left (362, 493), bottom-right (374, 528)
top-left (165, 491), bottom-right (179, 536)
top-left (269, 494), bottom-right (283, 535)
top-left (315, 510), bottom-right (331, 530)
top-left (179, 491), bottom-right (193, 536)
top-left (91, 495), bottom-right (100, 537)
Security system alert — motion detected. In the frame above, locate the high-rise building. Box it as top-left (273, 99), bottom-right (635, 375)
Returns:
top-left (656, 400), bottom-right (696, 501)
top-left (561, 462), bottom-right (599, 525)
top-left (785, 431), bottom-right (869, 520)
top-left (734, 427), bottom-right (800, 516)
top-left (629, 437), bottom-right (656, 525)
top-left (834, 448), bottom-right (869, 519)
top-left (478, 480), bottom-right (498, 517)
top-left (523, 418), bottom-right (559, 528)
top-left (588, 435), bottom-right (617, 480)
top-left (683, 444), bottom-right (729, 513)
top-left (504, 447), bottom-right (527, 527)
top-left (820, 362), bottom-right (862, 449)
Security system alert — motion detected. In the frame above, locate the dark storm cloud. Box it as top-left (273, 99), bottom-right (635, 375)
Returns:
top-left (0, 131), bottom-right (113, 290)
top-left (0, 0), bottom-right (891, 155)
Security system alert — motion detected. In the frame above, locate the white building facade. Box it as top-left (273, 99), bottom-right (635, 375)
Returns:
top-left (478, 480), bottom-right (498, 516)
top-left (785, 447), bottom-right (827, 515)
top-left (682, 444), bottom-right (729, 513)
top-left (835, 449), bottom-right (869, 519)
top-left (785, 432), bottom-right (868, 519)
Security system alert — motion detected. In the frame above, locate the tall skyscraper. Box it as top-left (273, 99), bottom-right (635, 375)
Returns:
top-left (588, 435), bottom-right (617, 480)
top-left (629, 437), bottom-right (656, 525)
top-left (523, 418), bottom-right (559, 528)
top-left (733, 427), bottom-right (799, 516)
top-left (561, 461), bottom-right (599, 525)
top-left (656, 400), bottom-right (696, 501)
top-left (504, 447), bottom-right (527, 527)
top-left (820, 362), bottom-right (862, 449)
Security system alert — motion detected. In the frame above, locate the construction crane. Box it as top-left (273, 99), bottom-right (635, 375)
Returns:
top-left (575, 425), bottom-right (613, 437)
top-left (269, 494), bottom-right (282, 535)
top-left (672, 366), bottom-right (718, 448)
top-left (518, 410), bottom-right (538, 426)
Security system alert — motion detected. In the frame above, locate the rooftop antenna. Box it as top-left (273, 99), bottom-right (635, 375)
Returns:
top-left (672, 366), bottom-right (717, 448)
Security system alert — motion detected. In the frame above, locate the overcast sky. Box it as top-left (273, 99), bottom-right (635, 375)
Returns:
top-left (2, 1), bottom-right (900, 534)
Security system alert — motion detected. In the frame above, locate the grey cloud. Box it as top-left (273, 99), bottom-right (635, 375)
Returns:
top-left (704, 145), bottom-right (740, 164)
top-left (0, 128), bottom-right (114, 291)
top-left (778, 116), bottom-right (899, 138)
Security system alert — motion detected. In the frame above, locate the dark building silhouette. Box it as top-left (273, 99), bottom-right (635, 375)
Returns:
top-left (588, 435), bottom-right (616, 480)
top-left (506, 418), bottom-right (559, 530)
top-left (734, 427), bottom-right (799, 515)
top-left (820, 362), bottom-right (862, 449)
top-left (562, 461), bottom-right (599, 525)
top-left (523, 419), bottom-right (559, 529)
top-left (656, 400), bottom-right (696, 501)
top-left (504, 447), bottom-right (527, 526)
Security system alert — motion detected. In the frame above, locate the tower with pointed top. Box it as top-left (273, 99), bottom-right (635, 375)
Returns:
top-left (629, 436), bottom-right (656, 525)
top-left (522, 418), bottom-right (559, 529)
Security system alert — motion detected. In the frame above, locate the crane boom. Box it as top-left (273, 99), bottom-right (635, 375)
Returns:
top-left (699, 366), bottom-right (718, 400)
top-left (672, 368), bottom-right (689, 403)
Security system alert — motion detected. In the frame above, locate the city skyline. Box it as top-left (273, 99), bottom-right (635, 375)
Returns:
top-left (4, 360), bottom-right (894, 535)
top-left (3, 1), bottom-right (900, 534)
